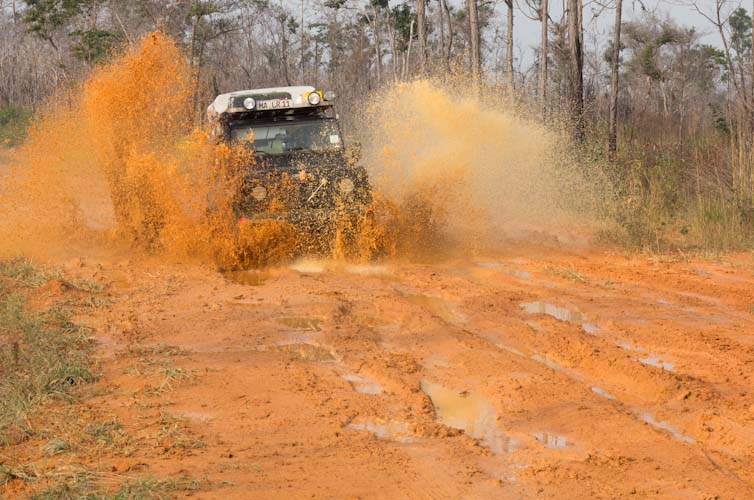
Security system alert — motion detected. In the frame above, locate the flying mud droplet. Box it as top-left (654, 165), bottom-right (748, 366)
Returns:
top-left (421, 380), bottom-right (515, 455)
top-left (341, 374), bottom-right (384, 394)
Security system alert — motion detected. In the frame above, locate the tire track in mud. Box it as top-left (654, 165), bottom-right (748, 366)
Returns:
top-left (290, 265), bottom-right (745, 497)
top-left (38, 253), bottom-right (754, 499)
top-left (432, 257), bottom-right (754, 493)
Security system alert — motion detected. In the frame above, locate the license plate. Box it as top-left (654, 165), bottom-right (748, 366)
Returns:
top-left (257, 98), bottom-right (292, 110)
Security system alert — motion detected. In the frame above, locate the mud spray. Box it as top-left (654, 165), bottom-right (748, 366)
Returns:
top-left (357, 81), bottom-right (604, 256)
top-left (0, 32), bottom-right (602, 268)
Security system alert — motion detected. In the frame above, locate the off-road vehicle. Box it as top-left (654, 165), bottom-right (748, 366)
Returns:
top-left (207, 86), bottom-right (372, 231)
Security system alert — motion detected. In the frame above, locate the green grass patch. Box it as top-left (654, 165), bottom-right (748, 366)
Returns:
top-left (25, 475), bottom-right (210, 499)
top-left (0, 105), bottom-right (31, 148)
top-left (0, 258), bottom-right (95, 445)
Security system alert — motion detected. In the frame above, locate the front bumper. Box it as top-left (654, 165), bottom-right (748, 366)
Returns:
top-left (238, 204), bottom-right (370, 227)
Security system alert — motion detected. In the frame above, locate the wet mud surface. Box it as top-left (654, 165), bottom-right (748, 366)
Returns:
top-left (5, 247), bottom-right (754, 498)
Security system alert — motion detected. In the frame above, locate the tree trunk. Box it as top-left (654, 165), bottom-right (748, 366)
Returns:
top-left (567, 0), bottom-right (584, 142)
top-left (403, 20), bottom-right (415, 81)
top-left (368, 6), bottom-right (383, 84)
top-left (441, 0), bottom-right (453, 67)
top-left (438, 0), bottom-right (445, 69)
top-left (388, 9), bottom-right (399, 81)
top-left (538, 0), bottom-right (548, 116)
top-left (301, 0), bottom-right (305, 81)
top-left (608, 0), bottom-right (622, 158)
top-left (417, 0), bottom-right (426, 74)
top-left (468, 0), bottom-right (481, 82)
top-left (505, 0), bottom-right (513, 91)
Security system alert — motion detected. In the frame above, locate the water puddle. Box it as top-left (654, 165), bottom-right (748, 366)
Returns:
top-left (521, 301), bottom-right (598, 334)
top-left (618, 342), bottom-right (674, 372)
top-left (638, 412), bottom-right (694, 444)
top-left (341, 374), bottom-right (383, 394)
top-left (581, 323), bottom-right (599, 334)
top-left (224, 270), bottom-right (268, 286)
top-left (421, 380), bottom-right (515, 454)
top-left (534, 432), bottom-right (569, 449)
top-left (277, 316), bottom-right (322, 331)
top-left (407, 294), bottom-right (467, 324)
top-left (475, 262), bottom-right (531, 279)
top-left (521, 301), bottom-right (584, 323)
top-left (347, 419), bottom-right (414, 443)
top-left (591, 386), bottom-right (616, 400)
top-left (638, 355), bottom-right (674, 372)
top-left (277, 342), bottom-right (335, 362)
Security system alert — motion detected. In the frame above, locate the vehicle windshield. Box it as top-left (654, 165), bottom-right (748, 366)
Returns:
top-left (230, 119), bottom-right (342, 155)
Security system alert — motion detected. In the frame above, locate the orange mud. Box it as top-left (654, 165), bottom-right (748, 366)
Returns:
top-left (4, 248), bottom-right (754, 498)
top-left (6, 29), bottom-right (750, 500)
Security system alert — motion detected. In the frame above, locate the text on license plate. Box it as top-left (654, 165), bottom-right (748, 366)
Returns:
top-left (257, 99), bottom-right (292, 110)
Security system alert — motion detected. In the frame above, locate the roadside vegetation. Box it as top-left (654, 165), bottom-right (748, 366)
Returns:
top-left (0, 258), bottom-right (94, 446)
top-left (0, 105), bottom-right (30, 148)
top-left (0, 259), bottom-right (211, 498)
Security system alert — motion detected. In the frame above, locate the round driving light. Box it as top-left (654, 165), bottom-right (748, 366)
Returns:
top-left (338, 178), bottom-right (355, 194)
top-left (324, 90), bottom-right (336, 101)
top-left (251, 186), bottom-right (267, 200)
top-left (243, 97), bottom-right (256, 110)
top-left (308, 92), bottom-right (322, 105)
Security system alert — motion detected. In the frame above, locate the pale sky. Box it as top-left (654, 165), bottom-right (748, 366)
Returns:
top-left (489, 0), bottom-right (736, 65)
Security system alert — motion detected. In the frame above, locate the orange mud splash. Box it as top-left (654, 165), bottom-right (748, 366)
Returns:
top-left (0, 33), bottom-right (245, 264)
top-left (0, 35), bottom-right (602, 268)
top-left (360, 81), bottom-right (605, 254)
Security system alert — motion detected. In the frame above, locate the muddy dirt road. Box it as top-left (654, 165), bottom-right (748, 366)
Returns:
top-left (6, 245), bottom-right (752, 499)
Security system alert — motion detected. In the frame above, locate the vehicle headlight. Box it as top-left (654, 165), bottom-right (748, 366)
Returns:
top-left (338, 178), bottom-right (355, 194)
top-left (251, 186), bottom-right (267, 200)
top-left (308, 92), bottom-right (322, 105)
top-left (243, 97), bottom-right (256, 110)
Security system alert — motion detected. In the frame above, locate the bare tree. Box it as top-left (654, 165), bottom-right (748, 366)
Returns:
top-left (567, 0), bottom-right (584, 141)
top-left (691, 0), bottom-right (751, 113)
top-left (468, 0), bottom-right (481, 82)
top-left (417, 0), bottom-right (426, 74)
top-left (608, 0), bottom-right (623, 157)
top-left (504, 0), bottom-right (514, 90)
top-left (539, 0), bottom-right (549, 116)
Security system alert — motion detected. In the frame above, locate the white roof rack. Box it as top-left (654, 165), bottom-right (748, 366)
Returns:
top-left (208, 86), bottom-right (331, 121)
